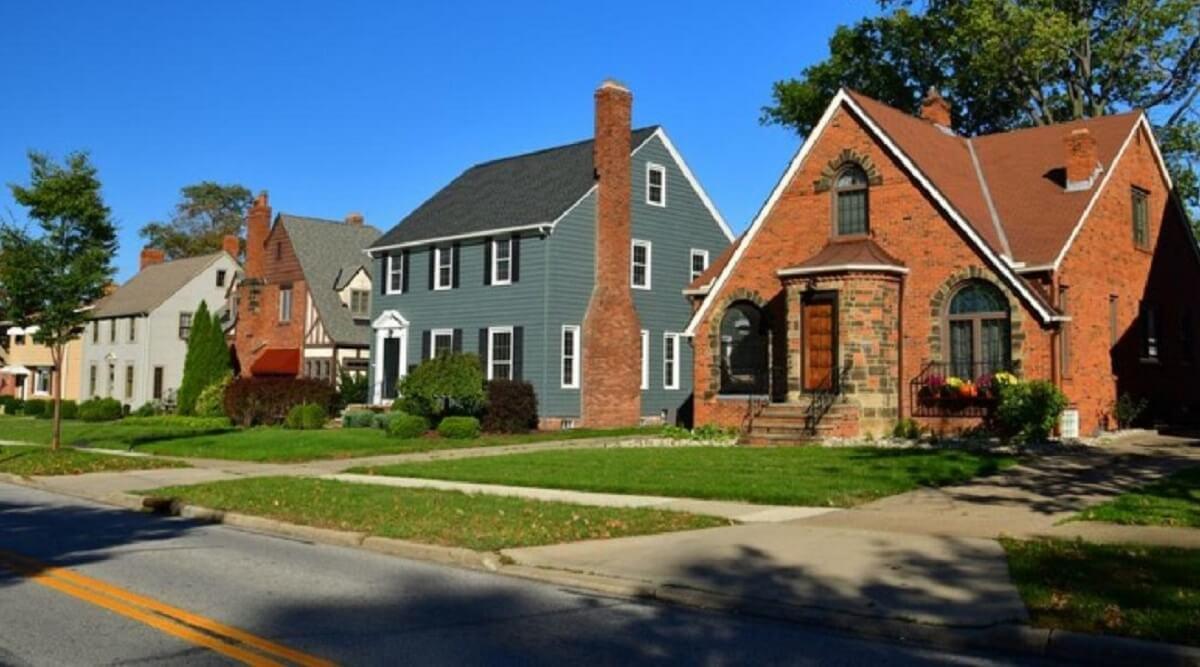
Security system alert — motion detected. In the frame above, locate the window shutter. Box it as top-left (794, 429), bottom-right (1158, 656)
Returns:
top-left (452, 243), bottom-right (461, 288)
top-left (421, 330), bottom-right (431, 361)
top-left (379, 256), bottom-right (387, 295)
top-left (513, 326), bottom-right (524, 380)
top-left (427, 247), bottom-right (435, 290)
top-left (478, 328), bottom-right (489, 372)
top-left (401, 250), bottom-right (410, 293)
top-left (483, 237), bottom-right (493, 285)
top-left (452, 328), bottom-right (463, 353)
top-left (511, 234), bottom-right (521, 283)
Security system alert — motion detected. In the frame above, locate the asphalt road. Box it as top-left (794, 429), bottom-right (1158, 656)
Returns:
top-left (0, 483), bottom-right (1054, 666)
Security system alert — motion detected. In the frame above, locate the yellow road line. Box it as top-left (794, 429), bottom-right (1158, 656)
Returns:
top-left (0, 550), bottom-right (335, 667)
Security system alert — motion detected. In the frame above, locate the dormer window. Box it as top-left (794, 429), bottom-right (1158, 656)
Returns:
top-left (350, 289), bottom-right (370, 317)
top-left (646, 163), bottom-right (666, 207)
top-left (833, 164), bottom-right (869, 237)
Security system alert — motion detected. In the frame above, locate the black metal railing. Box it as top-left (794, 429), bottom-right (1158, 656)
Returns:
top-left (909, 360), bottom-right (1020, 417)
top-left (738, 368), bottom-right (773, 435)
top-left (802, 357), bottom-right (853, 434)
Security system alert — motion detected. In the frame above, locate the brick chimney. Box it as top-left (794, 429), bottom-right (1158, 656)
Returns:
top-left (245, 191), bottom-right (271, 279)
top-left (139, 247), bottom-right (165, 271)
top-left (345, 212), bottom-right (364, 226)
top-left (581, 80), bottom-right (642, 428)
top-left (1064, 128), bottom-right (1099, 191)
top-left (222, 234), bottom-right (240, 259)
top-left (920, 87), bottom-right (952, 129)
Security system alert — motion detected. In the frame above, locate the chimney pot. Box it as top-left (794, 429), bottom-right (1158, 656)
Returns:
top-left (345, 212), bottom-right (364, 226)
top-left (1064, 128), bottom-right (1099, 191)
top-left (139, 247), bottom-right (166, 271)
top-left (920, 87), bottom-right (952, 129)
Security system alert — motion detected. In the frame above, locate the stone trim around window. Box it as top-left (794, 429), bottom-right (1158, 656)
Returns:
top-left (812, 148), bottom-right (884, 193)
top-left (927, 266), bottom-right (1027, 370)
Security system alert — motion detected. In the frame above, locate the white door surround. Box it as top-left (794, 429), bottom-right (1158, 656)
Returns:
top-left (372, 310), bottom-right (409, 405)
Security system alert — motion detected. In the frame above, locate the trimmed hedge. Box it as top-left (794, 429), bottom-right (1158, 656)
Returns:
top-left (386, 413), bottom-right (428, 439)
top-left (23, 399), bottom-right (49, 418)
top-left (0, 396), bottom-right (24, 415)
top-left (437, 416), bottom-right (481, 440)
top-left (342, 410), bottom-right (376, 428)
top-left (482, 379), bottom-right (538, 433)
top-left (285, 403), bottom-right (327, 430)
top-left (79, 398), bottom-right (123, 422)
top-left (31, 399), bottom-right (78, 420)
top-left (223, 377), bottom-right (336, 427)
top-left (132, 402), bottom-right (161, 417)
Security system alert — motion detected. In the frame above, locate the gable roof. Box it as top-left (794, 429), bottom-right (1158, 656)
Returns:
top-left (277, 214), bottom-right (382, 346)
top-left (370, 127), bottom-right (661, 250)
top-left (91, 252), bottom-right (229, 319)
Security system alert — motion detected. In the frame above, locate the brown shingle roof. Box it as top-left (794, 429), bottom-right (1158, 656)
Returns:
top-left (686, 236), bottom-right (741, 292)
top-left (781, 237), bottom-right (906, 275)
top-left (90, 253), bottom-right (228, 319)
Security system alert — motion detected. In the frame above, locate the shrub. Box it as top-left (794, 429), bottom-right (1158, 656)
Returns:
top-left (78, 398), bottom-right (123, 422)
top-left (285, 403), bottom-right (327, 430)
top-left (372, 411), bottom-right (398, 431)
top-left (1112, 393), bottom-right (1149, 429)
top-left (995, 379), bottom-right (1069, 444)
top-left (437, 416), bottom-right (481, 439)
top-left (120, 415), bottom-right (231, 429)
top-left (693, 423), bottom-right (736, 441)
top-left (194, 376), bottom-right (232, 418)
top-left (386, 413), bottom-right (428, 439)
top-left (223, 377), bottom-right (336, 427)
top-left (29, 399), bottom-right (78, 420)
top-left (177, 301), bottom-right (233, 415)
top-left (0, 396), bottom-right (23, 415)
top-left (342, 410), bottom-right (376, 428)
top-left (336, 370), bottom-right (369, 410)
top-left (58, 400), bottom-right (78, 420)
top-left (481, 379), bottom-right (538, 433)
top-left (22, 399), bottom-right (49, 418)
top-left (892, 418), bottom-right (922, 440)
top-left (132, 401), bottom-right (161, 418)
top-left (397, 353), bottom-right (485, 423)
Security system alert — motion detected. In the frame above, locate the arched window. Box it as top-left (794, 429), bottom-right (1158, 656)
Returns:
top-left (720, 302), bottom-right (769, 394)
top-left (833, 164), bottom-right (869, 236)
top-left (947, 281), bottom-right (1011, 380)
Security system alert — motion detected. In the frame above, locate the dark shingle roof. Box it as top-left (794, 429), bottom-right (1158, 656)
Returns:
top-left (278, 215), bottom-right (381, 346)
top-left (371, 127), bottom-right (660, 249)
top-left (91, 253), bottom-right (228, 319)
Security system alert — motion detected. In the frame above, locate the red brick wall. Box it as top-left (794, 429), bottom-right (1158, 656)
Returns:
top-left (234, 218), bottom-right (308, 375)
top-left (694, 105), bottom-right (1055, 431)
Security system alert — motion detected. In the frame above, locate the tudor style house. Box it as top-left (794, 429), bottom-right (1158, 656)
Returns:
top-left (82, 241), bottom-right (241, 408)
top-left (367, 81), bottom-right (733, 427)
top-left (233, 198), bottom-right (381, 384)
top-left (686, 88), bottom-right (1200, 440)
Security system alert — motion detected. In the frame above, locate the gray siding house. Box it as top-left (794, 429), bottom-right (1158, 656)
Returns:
top-left (367, 84), bottom-right (732, 426)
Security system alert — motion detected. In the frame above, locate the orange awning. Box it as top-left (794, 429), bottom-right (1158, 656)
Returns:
top-left (249, 348), bottom-right (300, 376)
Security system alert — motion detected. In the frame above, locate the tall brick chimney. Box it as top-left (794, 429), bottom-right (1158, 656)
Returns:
top-left (245, 191), bottom-right (271, 279)
top-left (345, 212), bottom-right (364, 226)
top-left (920, 87), bottom-right (952, 129)
top-left (581, 80), bottom-right (642, 428)
top-left (139, 248), bottom-right (165, 271)
top-left (1064, 128), bottom-right (1099, 191)
top-left (222, 234), bottom-right (240, 259)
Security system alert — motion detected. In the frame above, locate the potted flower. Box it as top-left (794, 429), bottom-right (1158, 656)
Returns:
top-left (944, 376), bottom-right (965, 399)
top-left (922, 373), bottom-right (945, 399)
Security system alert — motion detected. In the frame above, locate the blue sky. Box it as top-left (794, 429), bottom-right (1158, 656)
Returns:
top-left (0, 1), bottom-right (876, 282)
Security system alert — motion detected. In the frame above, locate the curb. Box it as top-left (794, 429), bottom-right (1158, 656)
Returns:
top-left (6, 477), bottom-right (1200, 665)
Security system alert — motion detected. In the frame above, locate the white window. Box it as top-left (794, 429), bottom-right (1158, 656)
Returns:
top-left (34, 368), bottom-right (51, 395)
top-left (492, 238), bottom-right (512, 285)
top-left (640, 329), bottom-right (649, 390)
top-left (386, 253), bottom-right (404, 294)
top-left (561, 325), bottom-right (580, 389)
top-left (663, 333), bottom-right (681, 390)
top-left (178, 313), bottom-right (192, 340)
top-left (431, 329), bottom-right (455, 358)
top-left (488, 326), bottom-right (514, 381)
top-left (690, 249), bottom-right (710, 283)
top-left (646, 163), bottom-right (666, 207)
top-left (631, 239), bottom-right (652, 290)
top-left (434, 246), bottom-right (453, 290)
top-left (278, 287), bottom-right (293, 322)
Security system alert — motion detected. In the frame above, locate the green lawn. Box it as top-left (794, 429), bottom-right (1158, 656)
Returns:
top-left (144, 477), bottom-right (726, 551)
top-left (1003, 538), bottom-right (1200, 647)
top-left (0, 444), bottom-right (186, 476)
top-left (1075, 466), bottom-right (1200, 528)
top-left (352, 446), bottom-right (1015, 507)
top-left (0, 415), bottom-right (656, 463)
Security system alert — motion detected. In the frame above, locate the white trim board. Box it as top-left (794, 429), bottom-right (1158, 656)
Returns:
top-left (777, 264), bottom-right (910, 277)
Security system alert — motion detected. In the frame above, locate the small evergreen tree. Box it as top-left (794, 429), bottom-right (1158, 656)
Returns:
top-left (176, 301), bottom-right (231, 414)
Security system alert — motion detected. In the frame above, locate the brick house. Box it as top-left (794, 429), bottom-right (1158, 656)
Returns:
top-left (234, 201), bottom-right (381, 385)
top-left (366, 81), bottom-right (732, 428)
top-left (685, 88), bottom-right (1200, 440)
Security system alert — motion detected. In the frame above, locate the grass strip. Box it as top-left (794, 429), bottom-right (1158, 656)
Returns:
top-left (0, 445), bottom-right (186, 476)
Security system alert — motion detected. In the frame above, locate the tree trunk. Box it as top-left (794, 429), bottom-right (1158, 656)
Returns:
top-left (50, 344), bottom-right (63, 451)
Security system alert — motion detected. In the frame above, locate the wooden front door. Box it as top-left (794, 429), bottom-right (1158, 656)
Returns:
top-left (803, 297), bottom-right (836, 391)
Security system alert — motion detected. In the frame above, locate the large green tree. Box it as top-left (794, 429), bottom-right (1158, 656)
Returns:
top-left (176, 300), bottom-right (232, 415)
top-left (140, 181), bottom-right (252, 260)
top-left (0, 151), bottom-right (117, 448)
top-left (764, 0), bottom-right (1200, 218)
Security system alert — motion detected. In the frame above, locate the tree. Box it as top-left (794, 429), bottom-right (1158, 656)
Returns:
top-left (176, 301), bottom-right (231, 414)
top-left (763, 0), bottom-right (1200, 222)
top-left (139, 181), bottom-right (252, 260)
top-left (0, 151), bottom-right (117, 449)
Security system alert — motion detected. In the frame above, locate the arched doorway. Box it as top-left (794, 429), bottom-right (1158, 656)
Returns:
top-left (720, 301), bottom-right (769, 394)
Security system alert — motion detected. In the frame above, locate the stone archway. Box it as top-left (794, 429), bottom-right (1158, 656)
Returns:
top-left (705, 288), bottom-right (773, 398)
top-left (928, 267), bottom-right (1027, 370)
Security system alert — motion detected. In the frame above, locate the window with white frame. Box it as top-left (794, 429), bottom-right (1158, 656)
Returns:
top-left (640, 329), bottom-right (649, 390)
top-left (278, 286), bottom-right (293, 322)
top-left (561, 325), bottom-right (580, 388)
top-left (34, 368), bottom-right (51, 395)
top-left (631, 240), bottom-right (652, 290)
top-left (690, 249), bottom-right (709, 283)
top-left (663, 333), bottom-right (681, 390)
top-left (434, 247), bottom-right (453, 290)
top-left (646, 163), bottom-right (666, 206)
top-left (431, 329), bottom-right (455, 358)
top-left (492, 238), bottom-right (512, 285)
top-left (488, 327), bottom-right (514, 380)
top-left (386, 253), bottom-right (404, 294)
top-left (178, 313), bottom-right (192, 340)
